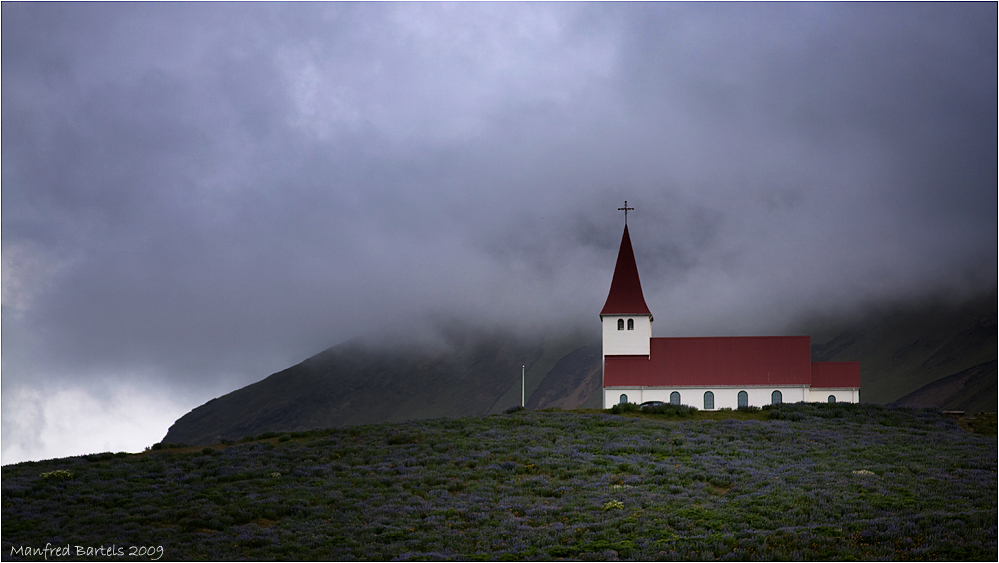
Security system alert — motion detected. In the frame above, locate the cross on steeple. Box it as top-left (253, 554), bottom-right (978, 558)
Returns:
top-left (617, 200), bottom-right (634, 225)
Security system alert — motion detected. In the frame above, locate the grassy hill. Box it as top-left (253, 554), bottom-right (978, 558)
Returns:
top-left (3, 404), bottom-right (995, 561)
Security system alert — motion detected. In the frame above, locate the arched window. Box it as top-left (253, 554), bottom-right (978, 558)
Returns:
top-left (627, 318), bottom-right (634, 330)
top-left (617, 319), bottom-right (624, 330)
top-left (828, 395), bottom-right (836, 403)
top-left (703, 391), bottom-right (714, 410)
top-left (670, 391), bottom-right (680, 405)
top-left (738, 391), bottom-right (748, 408)
top-left (619, 394), bottom-right (628, 404)
top-left (771, 390), bottom-right (782, 405)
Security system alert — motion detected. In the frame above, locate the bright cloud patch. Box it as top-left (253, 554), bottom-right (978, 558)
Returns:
top-left (1, 384), bottom-right (189, 464)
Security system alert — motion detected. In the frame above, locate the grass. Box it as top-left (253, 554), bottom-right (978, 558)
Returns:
top-left (2, 403), bottom-right (995, 561)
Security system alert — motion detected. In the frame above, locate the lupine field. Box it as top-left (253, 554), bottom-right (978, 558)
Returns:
top-left (2, 403), bottom-right (996, 561)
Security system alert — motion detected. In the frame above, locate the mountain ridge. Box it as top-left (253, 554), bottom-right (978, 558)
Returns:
top-left (163, 291), bottom-right (996, 446)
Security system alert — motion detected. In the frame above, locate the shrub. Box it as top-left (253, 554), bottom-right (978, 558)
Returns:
top-left (965, 412), bottom-right (997, 436)
top-left (39, 470), bottom-right (73, 481)
top-left (151, 442), bottom-right (188, 450)
top-left (610, 402), bottom-right (641, 414)
top-left (387, 432), bottom-right (421, 445)
top-left (602, 500), bottom-right (625, 511)
top-left (639, 403), bottom-right (698, 417)
top-left (505, 405), bottom-right (527, 414)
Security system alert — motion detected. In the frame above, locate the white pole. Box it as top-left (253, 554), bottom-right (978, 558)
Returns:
top-left (521, 364), bottom-right (525, 408)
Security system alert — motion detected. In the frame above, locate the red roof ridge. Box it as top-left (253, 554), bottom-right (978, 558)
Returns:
top-left (652, 335), bottom-right (809, 340)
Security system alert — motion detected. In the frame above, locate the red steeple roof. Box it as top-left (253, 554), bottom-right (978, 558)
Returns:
top-left (600, 225), bottom-right (652, 317)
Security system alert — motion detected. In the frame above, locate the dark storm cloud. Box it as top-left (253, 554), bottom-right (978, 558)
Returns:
top-left (2, 3), bottom-right (995, 461)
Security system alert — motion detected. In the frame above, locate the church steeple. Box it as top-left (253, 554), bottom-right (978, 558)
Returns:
top-left (600, 224), bottom-right (652, 318)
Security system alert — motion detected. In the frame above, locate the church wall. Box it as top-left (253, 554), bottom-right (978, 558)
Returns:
top-left (602, 385), bottom-right (861, 410)
top-left (808, 388), bottom-right (860, 403)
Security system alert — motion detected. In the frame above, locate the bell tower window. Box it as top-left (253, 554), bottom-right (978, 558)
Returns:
top-left (617, 319), bottom-right (624, 330)
top-left (627, 318), bottom-right (634, 330)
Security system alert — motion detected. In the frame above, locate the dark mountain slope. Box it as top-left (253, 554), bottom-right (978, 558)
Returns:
top-left (893, 360), bottom-right (997, 414)
top-left (806, 291), bottom-right (996, 407)
top-left (526, 344), bottom-right (603, 411)
top-left (163, 327), bottom-right (597, 446)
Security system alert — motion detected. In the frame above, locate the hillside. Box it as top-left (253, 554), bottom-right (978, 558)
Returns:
top-left (163, 326), bottom-right (598, 446)
top-left (805, 291), bottom-right (997, 407)
top-left (893, 360), bottom-right (997, 414)
top-left (4, 405), bottom-right (995, 561)
top-left (164, 291), bottom-right (996, 446)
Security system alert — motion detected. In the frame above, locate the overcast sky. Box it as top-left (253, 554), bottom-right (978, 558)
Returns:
top-left (3, 3), bottom-right (995, 464)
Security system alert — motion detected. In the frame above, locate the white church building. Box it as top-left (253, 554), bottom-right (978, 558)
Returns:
top-left (600, 210), bottom-right (860, 410)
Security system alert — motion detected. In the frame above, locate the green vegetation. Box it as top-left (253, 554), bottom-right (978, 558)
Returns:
top-left (3, 404), bottom-right (995, 561)
top-left (959, 411), bottom-right (998, 436)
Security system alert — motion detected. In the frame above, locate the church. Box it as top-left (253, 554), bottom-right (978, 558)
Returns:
top-left (600, 206), bottom-right (860, 410)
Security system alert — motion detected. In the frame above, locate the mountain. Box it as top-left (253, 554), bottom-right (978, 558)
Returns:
top-left (805, 291), bottom-right (997, 407)
top-left (163, 326), bottom-right (600, 446)
top-left (164, 291), bottom-right (996, 446)
top-left (525, 343), bottom-right (603, 411)
top-left (891, 360), bottom-right (997, 414)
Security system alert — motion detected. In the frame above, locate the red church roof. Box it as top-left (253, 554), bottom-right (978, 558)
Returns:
top-left (811, 362), bottom-right (861, 388)
top-left (604, 336), bottom-right (860, 389)
top-left (600, 225), bottom-right (652, 317)
top-left (604, 336), bottom-right (813, 387)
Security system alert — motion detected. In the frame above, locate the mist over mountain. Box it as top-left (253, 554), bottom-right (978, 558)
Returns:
top-left (164, 290), bottom-right (996, 446)
top-left (802, 290), bottom-right (996, 406)
top-left (163, 324), bottom-right (599, 446)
